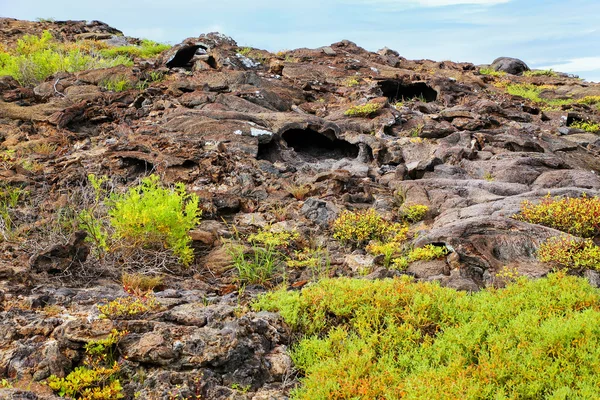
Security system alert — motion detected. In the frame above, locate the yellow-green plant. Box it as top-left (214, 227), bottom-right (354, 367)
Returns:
top-left (366, 241), bottom-right (405, 268)
top-left (230, 227), bottom-right (299, 285)
top-left (523, 69), bottom-right (557, 77)
top-left (287, 247), bottom-right (331, 279)
top-left (98, 292), bottom-right (161, 319)
top-left (392, 244), bottom-right (448, 270)
top-left (577, 96), bottom-right (600, 106)
top-left (538, 235), bottom-right (600, 269)
top-left (333, 209), bottom-right (407, 247)
top-left (254, 272), bottom-right (600, 399)
top-left (100, 75), bottom-right (132, 92)
top-left (47, 330), bottom-right (127, 400)
top-left (0, 31), bottom-right (133, 86)
top-left (98, 39), bottom-right (170, 60)
top-left (402, 204), bottom-right (429, 223)
top-left (515, 194), bottom-right (600, 238)
top-left (344, 103), bottom-right (382, 117)
top-left (344, 77), bottom-right (360, 87)
top-left (570, 120), bottom-right (600, 133)
top-left (479, 67), bottom-right (506, 77)
top-left (108, 175), bottom-right (201, 265)
top-left (504, 83), bottom-right (573, 108)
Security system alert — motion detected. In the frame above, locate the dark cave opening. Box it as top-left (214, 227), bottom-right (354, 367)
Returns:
top-left (166, 45), bottom-right (205, 68)
top-left (378, 80), bottom-right (438, 103)
top-left (282, 128), bottom-right (359, 160)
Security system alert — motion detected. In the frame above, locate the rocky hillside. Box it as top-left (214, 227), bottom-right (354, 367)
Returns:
top-left (1, 17), bottom-right (600, 399)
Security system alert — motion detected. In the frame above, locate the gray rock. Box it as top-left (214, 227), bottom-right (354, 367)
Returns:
top-left (300, 198), bottom-right (340, 227)
top-left (491, 57), bottom-right (530, 75)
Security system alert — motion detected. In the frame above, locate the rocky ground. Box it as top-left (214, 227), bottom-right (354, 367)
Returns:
top-left (1, 17), bottom-right (600, 399)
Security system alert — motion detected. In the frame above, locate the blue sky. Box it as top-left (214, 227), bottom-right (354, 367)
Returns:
top-left (2, 0), bottom-right (599, 81)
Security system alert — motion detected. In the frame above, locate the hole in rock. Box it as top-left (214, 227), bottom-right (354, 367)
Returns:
top-left (282, 128), bottom-right (359, 161)
top-left (378, 80), bottom-right (437, 103)
top-left (119, 157), bottom-right (154, 177)
top-left (206, 56), bottom-right (218, 69)
top-left (166, 45), bottom-right (205, 68)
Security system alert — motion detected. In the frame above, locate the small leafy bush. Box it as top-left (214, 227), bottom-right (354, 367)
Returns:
top-left (504, 83), bottom-right (573, 107)
top-left (333, 209), bottom-right (407, 247)
top-left (254, 273), bottom-right (600, 399)
top-left (515, 194), bottom-right (600, 238)
top-left (344, 103), bottom-right (382, 117)
top-left (98, 292), bottom-right (161, 319)
top-left (366, 241), bottom-right (404, 268)
top-left (523, 69), bottom-right (557, 77)
top-left (0, 31), bottom-right (133, 86)
top-left (577, 96), bottom-right (600, 106)
top-left (344, 77), bottom-right (360, 87)
top-left (570, 120), bottom-right (600, 133)
top-left (230, 227), bottom-right (299, 285)
top-left (402, 204), bottom-right (429, 222)
top-left (108, 175), bottom-right (201, 265)
top-left (100, 75), bottom-right (132, 92)
top-left (122, 272), bottom-right (163, 295)
top-left (47, 329), bottom-right (126, 399)
top-left (98, 39), bottom-right (170, 60)
top-left (479, 67), bottom-right (506, 77)
top-left (392, 244), bottom-right (448, 270)
top-left (538, 235), bottom-right (600, 269)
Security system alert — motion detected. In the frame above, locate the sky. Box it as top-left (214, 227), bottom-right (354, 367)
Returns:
top-left (2, 0), bottom-right (599, 81)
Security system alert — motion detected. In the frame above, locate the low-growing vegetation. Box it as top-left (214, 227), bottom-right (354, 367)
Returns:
top-left (523, 69), bottom-right (558, 77)
top-left (47, 329), bottom-right (127, 399)
top-left (515, 194), bottom-right (600, 238)
top-left (0, 31), bottom-right (169, 86)
top-left (479, 67), bottom-right (506, 77)
top-left (332, 208), bottom-right (407, 247)
top-left (229, 227), bottom-right (299, 285)
top-left (392, 244), bottom-right (448, 270)
top-left (401, 204), bottom-right (428, 223)
top-left (108, 175), bottom-right (201, 265)
top-left (98, 39), bottom-right (170, 60)
top-left (98, 292), bottom-right (161, 319)
top-left (0, 31), bottom-right (132, 86)
top-left (504, 83), bottom-right (573, 108)
top-left (570, 120), bottom-right (600, 133)
top-left (538, 235), bottom-right (600, 269)
top-left (254, 273), bottom-right (600, 399)
top-left (344, 103), bottom-right (382, 117)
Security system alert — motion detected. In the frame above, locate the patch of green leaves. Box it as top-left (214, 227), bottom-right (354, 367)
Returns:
top-left (255, 273), bottom-right (600, 399)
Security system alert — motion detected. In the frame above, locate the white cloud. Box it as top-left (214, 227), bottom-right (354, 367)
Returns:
top-left (538, 57), bottom-right (600, 73)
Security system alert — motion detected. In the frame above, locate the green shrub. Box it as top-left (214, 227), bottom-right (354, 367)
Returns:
top-left (332, 209), bottom-right (407, 247)
top-left (100, 75), bottom-right (132, 92)
top-left (402, 204), bottom-right (429, 222)
top-left (366, 241), bottom-right (404, 268)
top-left (229, 227), bottom-right (299, 284)
top-left (392, 244), bottom-right (448, 270)
top-left (523, 69), bottom-right (558, 77)
top-left (254, 273), bottom-right (600, 399)
top-left (47, 330), bottom-right (126, 399)
top-left (108, 175), bottom-right (201, 265)
top-left (0, 31), bottom-right (133, 86)
top-left (538, 235), bottom-right (600, 269)
top-left (479, 67), bottom-right (506, 77)
top-left (344, 103), bottom-right (382, 117)
top-left (504, 83), bottom-right (573, 107)
top-left (515, 194), bottom-right (600, 238)
top-left (98, 292), bottom-right (162, 319)
top-left (98, 39), bottom-right (170, 60)
top-left (577, 96), bottom-right (600, 106)
top-left (570, 120), bottom-right (600, 133)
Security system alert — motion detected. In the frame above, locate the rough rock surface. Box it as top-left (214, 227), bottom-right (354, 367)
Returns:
top-left (1, 17), bottom-right (600, 399)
